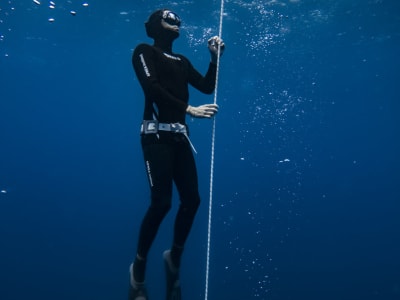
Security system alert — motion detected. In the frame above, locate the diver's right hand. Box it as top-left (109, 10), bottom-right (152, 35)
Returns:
top-left (208, 36), bottom-right (225, 64)
top-left (186, 104), bottom-right (218, 118)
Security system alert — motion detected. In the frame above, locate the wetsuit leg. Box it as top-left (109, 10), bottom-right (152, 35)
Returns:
top-left (171, 141), bottom-right (201, 263)
top-left (135, 139), bottom-right (174, 278)
top-left (163, 140), bottom-right (199, 300)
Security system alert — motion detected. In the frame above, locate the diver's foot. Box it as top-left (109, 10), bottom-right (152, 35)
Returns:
top-left (163, 250), bottom-right (181, 300)
top-left (129, 263), bottom-right (148, 300)
top-left (129, 284), bottom-right (148, 300)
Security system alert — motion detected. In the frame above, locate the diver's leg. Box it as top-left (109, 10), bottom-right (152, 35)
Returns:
top-left (171, 142), bottom-right (201, 267)
top-left (163, 142), bottom-right (200, 300)
top-left (131, 139), bottom-right (174, 297)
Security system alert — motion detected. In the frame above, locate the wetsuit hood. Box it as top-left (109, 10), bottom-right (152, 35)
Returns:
top-left (145, 9), bottom-right (179, 42)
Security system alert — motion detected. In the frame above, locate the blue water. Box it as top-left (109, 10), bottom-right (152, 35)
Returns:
top-left (1, 1), bottom-right (399, 299)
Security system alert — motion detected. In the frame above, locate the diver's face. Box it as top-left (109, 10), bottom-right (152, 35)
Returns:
top-left (161, 19), bottom-right (180, 33)
top-left (160, 10), bottom-right (181, 34)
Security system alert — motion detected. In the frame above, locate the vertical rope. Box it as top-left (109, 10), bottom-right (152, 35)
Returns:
top-left (205, 1), bottom-right (224, 300)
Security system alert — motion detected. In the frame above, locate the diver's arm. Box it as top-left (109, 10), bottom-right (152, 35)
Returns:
top-left (187, 36), bottom-right (225, 94)
top-left (132, 44), bottom-right (188, 112)
top-left (187, 60), bottom-right (217, 94)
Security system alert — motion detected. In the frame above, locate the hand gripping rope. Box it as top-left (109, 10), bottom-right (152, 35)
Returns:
top-left (205, 0), bottom-right (224, 299)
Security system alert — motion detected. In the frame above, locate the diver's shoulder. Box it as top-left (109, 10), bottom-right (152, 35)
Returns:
top-left (174, 53), bottom-right (190, 62)
top-left (134, 43), bottom-right (154, 51)
top-left (136, 43), bottom-right (153, 48)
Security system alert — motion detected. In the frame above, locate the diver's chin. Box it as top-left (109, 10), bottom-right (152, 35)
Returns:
top-left (170, 30), bottom-right (180, 40)
top-left (167, 26), bottom-right (179, 36)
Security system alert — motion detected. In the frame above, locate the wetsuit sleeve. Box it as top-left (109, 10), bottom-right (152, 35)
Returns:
top-left (187, 61), bottom-right (217, 95)
top-left (132, 44), bottom-right (188, 112)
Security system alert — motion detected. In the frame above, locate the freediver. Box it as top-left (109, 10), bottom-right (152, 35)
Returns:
top-left (129, 8), bottom-right (225, 300)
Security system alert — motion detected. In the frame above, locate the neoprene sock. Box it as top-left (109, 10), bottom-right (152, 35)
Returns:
top-left (170, 244), bottom-right (184, 269)
top-left (133, 255), bottom-right (146, 283)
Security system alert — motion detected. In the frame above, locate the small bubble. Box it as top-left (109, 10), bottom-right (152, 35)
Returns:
top-left (279, 158), bottom-right (290, 163)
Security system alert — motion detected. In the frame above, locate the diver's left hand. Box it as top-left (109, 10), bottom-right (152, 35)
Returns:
top-left (208, 36), bottom-right (225, 64)
top-left (186, 104), bottom-right (219, 118)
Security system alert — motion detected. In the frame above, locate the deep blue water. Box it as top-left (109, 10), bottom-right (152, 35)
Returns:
top-left (1, 1), bottom-right (400, 299)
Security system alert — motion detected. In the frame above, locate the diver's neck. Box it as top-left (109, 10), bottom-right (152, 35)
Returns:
top-left (154, 39), bottom-right (173, 53)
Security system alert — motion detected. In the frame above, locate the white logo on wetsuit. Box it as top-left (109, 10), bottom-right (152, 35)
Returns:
top-left (163, 53), bottom-right (181, 61)
top-left (146, 160), bottom-right (154, 187)
top-left (139, 53), bottom-right (151, 77)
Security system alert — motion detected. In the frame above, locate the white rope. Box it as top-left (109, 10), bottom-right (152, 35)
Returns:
top-left (205, 0), bottom-right (224, 299)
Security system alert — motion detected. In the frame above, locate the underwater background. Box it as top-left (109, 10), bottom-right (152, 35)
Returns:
top-left (1, 0), bottom-right (399, 299)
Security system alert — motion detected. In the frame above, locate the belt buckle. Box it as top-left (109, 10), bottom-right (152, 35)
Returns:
top-left (143, 120), bottom-right (159, 134)
top-left (171, 123), bottom-right (185, 133)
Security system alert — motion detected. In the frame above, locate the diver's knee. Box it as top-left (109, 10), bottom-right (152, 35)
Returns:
top-left (150, 195), bottom-right (172, 215)
top-left (182, 195), bottom-right (200, 214)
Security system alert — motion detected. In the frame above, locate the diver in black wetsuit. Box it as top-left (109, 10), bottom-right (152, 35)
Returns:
top-left (129, 8), bottom-right (225, 300)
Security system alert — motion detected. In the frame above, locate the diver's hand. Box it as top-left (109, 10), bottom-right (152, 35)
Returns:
top-left (186, 104), bottom-right (219, 118)
top-left (208, 36), bottom-right (225, 64)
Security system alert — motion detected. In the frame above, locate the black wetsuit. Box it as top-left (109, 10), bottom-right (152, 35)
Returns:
top-left (132, 43), bottom-right (217, 263)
